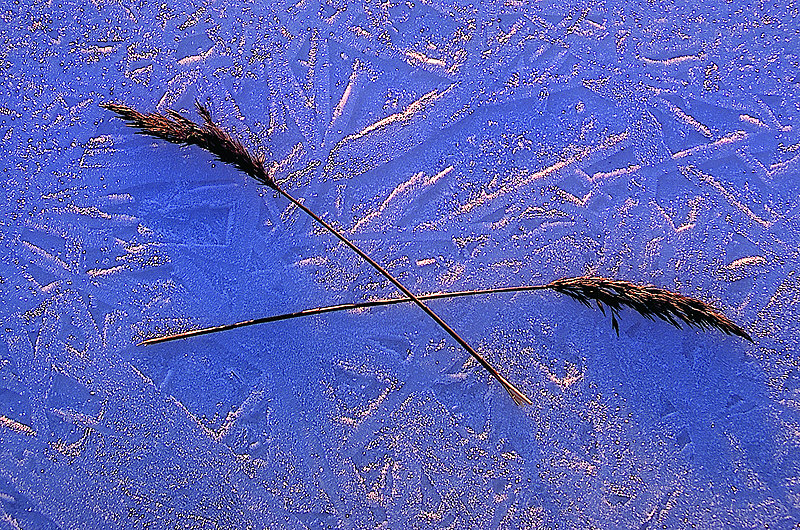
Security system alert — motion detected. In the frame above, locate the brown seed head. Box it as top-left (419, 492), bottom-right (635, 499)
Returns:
top-left (548, 276), bottom-right (752, 341)
top-left (101, 101), bottom-right (275, 189)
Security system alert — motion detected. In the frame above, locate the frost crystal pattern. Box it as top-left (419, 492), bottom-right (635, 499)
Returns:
top-left (1, 0), bottom-right (798, 528)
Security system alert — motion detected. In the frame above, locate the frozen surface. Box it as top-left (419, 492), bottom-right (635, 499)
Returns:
top-left (1, 0), bottom-right (799, 528)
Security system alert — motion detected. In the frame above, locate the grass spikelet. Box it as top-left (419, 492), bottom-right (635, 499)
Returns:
top-left (101, 101), bottom-right (273, 188)
top-left (547, 276), bottom-right (752, 341)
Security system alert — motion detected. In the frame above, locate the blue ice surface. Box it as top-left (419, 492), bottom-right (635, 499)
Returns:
top-left (1, 0), bottom-right (798, 528)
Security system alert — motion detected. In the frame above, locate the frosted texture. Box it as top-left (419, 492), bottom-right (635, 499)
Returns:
top-left (1, 0), bottom-right (798, 528)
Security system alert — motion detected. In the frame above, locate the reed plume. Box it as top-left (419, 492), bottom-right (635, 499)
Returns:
top-left (548, 276), bottom-right (752, 341)
top-left (102, 101), bottom-right (532, 406)
top-left (101, 102), bottom-right (272, 187)
top-left (140, 277), bottom-right (752, 344)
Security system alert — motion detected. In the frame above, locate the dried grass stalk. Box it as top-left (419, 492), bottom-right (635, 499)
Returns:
top-left (102, 101), bottom-right (533, 406)
top-left (140, 277), bottom-right (751, 345)
top-left (547, 276), bottom-right (752, 341)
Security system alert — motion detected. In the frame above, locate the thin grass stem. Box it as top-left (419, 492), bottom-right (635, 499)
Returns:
top-left (138, 284), bottom-right (552, 346)
top-left (275, 185), bottom-right (532, 405)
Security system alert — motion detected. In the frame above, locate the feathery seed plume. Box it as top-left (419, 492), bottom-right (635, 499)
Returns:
top-left (548, 276), bottom-right (752, 341)
top-left (101, 101), bottom-right (274, 189)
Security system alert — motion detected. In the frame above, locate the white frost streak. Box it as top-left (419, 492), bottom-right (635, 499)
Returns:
top-left (86, 265), bottom-right (128, 278)
top-left (405, 51), bottom-right (446, 68)
top-left (177, 45), bottom-right (216, 66)
top-left (459, 131), bottom-right (630, 215)
top-left (351, 166), bottom-right (453, 233)
top-left (591, 164), bottom-right (641, 183)
top-left (641, 53), bottom-right (703, 66)
top-left (331, 74), bottom-right (355, 124)
top-left (672, 131), bottom-right (748, 159)
top-left (327, 62), bottom-right (366, 144)
top-left (724, 256), bottom-right (767, 269)
top-left (663, 100), bottom-right (712, 138)
top-left (339, 89), bottom-right (444, 145)
top-left (694, 168), bottom-right (773, 228)
top-left (20, 240), bottom-right (73, 273)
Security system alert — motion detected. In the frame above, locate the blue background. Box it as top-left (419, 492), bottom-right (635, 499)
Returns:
top-left (1, 0), bottom-right (798, 528)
